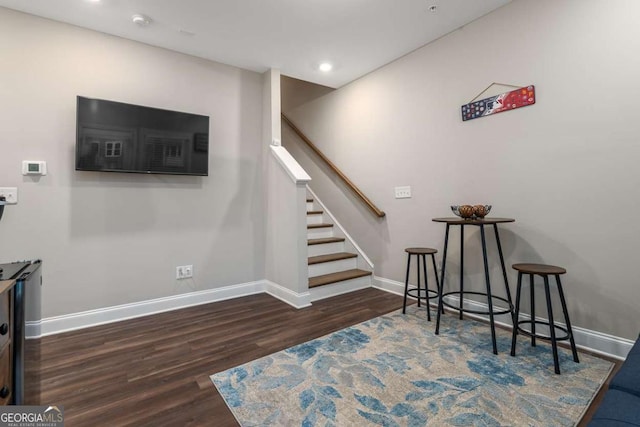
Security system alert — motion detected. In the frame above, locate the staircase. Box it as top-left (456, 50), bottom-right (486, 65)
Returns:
top-left (306, 192), bottom-right (373, 301)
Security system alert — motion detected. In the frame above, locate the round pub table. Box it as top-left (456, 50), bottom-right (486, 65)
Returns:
top-left (432, 217), bottom-right (515, 355)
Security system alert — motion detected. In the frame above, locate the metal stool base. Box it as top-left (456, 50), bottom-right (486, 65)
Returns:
top-left (510, 270), bottom-right (579, 374)
top-left (402, 250), bottom-right (441, 321)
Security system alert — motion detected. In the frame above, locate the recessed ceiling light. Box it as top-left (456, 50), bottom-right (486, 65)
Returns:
top-left (132, 14), bottom-right (151, 26)
top-left (319, 62), bottom-right (333, 72)
top-left (86, 0), bottom-right (101, 3)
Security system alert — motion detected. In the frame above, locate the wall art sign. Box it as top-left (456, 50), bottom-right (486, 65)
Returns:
top-left (461, 85), bottom-right (535, 122)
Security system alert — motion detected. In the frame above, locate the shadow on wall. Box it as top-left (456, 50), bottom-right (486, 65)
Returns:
top-left (282, 124), bottom-right (386, 222)
top-left (421, 218), bottom-right (638, 340)
top-left (281, 75), bottom-right (335, 115)
top-left (226, 71), bottom-right (265, 276)
top-left (506, 227), bottom-right (640, 339)
top-left (69, 152), bottom-right (258, 237)
top-left (496, 227), bottom-right (636, 338)
top-left (281, 122), bottom-right (390, 245)
top-left (435, 226), bottom-right (518, 299)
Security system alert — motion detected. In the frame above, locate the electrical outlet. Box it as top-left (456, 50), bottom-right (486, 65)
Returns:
top-left (394, 186), bottom-right (411, 199)
top-left (176, 265), bottom-right (193, 279)
top-left (183, 265), bottom-right (193, 278)
top-left (0, 187), bottom-right (18, 205)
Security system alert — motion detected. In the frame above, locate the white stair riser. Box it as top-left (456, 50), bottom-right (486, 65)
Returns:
top-left (306, 214), bottom-right (324, 225)
top-left (309, 275), bottom-right (372, 302)
top-left (306, 202), bottom-right (314, 211)
top-left (308, 258), bottom-right (357, 277)
top-left (308, 241), bottom-right (345, 257)
top-left (307, 228), bottom-right (333, 239)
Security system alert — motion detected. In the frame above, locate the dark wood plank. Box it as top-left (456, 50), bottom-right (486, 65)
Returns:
top-left (26, 289), bottom-right (409, 426)
top-left (307, 223), bottom-right (333, 229)
top-left (308, 237), bottom-right (345, 245)
top-left (24, 289), bottom-right (618, 426)
top-left (308, 268), bottom-right (372, 287)
top-left (308, 252), bottom-right (357, 265)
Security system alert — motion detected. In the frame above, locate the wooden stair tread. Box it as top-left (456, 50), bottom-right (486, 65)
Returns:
top-left (308, 237), bottom-right (345, 245)
top-left (307, 210), bottom-right (323, 215)
top-left (308, 252), bottom-right (357, 265)
top-left (307, 223), bottom-right (333, 229)
top-left (309, 269), bottom-right (372, 288)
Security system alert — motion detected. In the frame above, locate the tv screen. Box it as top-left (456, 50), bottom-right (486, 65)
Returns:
top-left (76, 96), bottom-right (209, 176)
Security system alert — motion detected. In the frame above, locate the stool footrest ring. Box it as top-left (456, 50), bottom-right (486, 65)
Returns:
top-left (406, 288), bottom-right (439, 301)
top-left (515, 320), bottom-right (572, 342)
top-left (441, 290), bottom-right (513, 316)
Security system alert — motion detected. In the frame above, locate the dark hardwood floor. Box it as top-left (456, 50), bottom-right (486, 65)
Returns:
top-left (24, 289), bottom-right (618, 426)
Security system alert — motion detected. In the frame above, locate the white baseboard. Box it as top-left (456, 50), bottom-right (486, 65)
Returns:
top-left (373, 275), bottom-right (634, 360)
top-left (373, 275), bottom-right (406, 296)
top-left (264, 280), bottom-right (311, 309)
top-left (26, 321), bottom-right (42, 338)
top-left (33, 280), bottom-right (264, 338)
top-left (31, 279), bottom-right (313, 338)
top-left (31, 274), bottom-right (635, 361)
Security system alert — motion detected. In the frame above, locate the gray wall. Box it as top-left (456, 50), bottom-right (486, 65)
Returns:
top-left (0, 8), bottom-right (265, 317)
top-left (285, 0), bottom-right (640, 340)
top-left (264, 70), bottom-right (302, 294)
top-left (281, 75), bottom-right (334, 114)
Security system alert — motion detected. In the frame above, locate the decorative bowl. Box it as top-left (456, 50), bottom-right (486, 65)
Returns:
top-left (473, 204), bottom-right (492, 218)
top-left (451, 205), bottom-right (475, 219)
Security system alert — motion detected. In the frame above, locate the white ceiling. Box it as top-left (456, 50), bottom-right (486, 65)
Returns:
top-left (0, 0), bottom-right (511, 88)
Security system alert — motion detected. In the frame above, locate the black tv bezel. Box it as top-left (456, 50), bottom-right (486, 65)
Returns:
top-left (75, 96), bottom-right (210, 177)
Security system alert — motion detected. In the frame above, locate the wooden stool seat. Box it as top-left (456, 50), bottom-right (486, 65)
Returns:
top-left (405, 247), bottom-right (437, 255)
top-left (512, 263), bottom-right (566, 275)
top-left (402, 247), bottom-right (441, 321)
top-left (510, 263), bottom-right (579, 374)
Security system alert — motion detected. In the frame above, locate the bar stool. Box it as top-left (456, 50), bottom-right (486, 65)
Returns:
top-left (510, 263), bottom-right (579, 374)
top-left (402, 248), bottom-right (441, 321)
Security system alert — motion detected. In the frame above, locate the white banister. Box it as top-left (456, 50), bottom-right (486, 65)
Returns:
top-left (270, 145), bottom-right (311, 184)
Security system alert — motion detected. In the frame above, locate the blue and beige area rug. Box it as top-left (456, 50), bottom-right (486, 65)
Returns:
top-left (211, 306), bottom-right (613, 426)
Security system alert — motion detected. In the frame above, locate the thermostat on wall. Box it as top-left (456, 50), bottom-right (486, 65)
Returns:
top-left (22, 161), bottom-right (47, 176)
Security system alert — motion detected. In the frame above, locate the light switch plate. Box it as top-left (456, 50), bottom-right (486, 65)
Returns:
top-left (394, 186), bottom-right (411, 199)
top-left (0, 187), bottom-right (18, 204)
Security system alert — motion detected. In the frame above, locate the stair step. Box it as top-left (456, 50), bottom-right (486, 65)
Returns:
top-left (307, 223), bottom-right (333, 229)
top-left (308, 252), bottom-right (357, 265)
top-left (306, 210), bottom-right (324, 225)
top-left (308, 237), bottom-right (345, 245)
top-left (309, 269), bottom-right (372, 288)
top-left (308, 237), bottom-right (346, 257)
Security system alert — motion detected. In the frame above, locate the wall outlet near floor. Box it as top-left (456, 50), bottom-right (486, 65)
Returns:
top-left (176, 265), bottom-right (193, 279)
top-left (394, 186), bottom-right (411, 199)
top-left (0, 187), bottom-right (18, 204)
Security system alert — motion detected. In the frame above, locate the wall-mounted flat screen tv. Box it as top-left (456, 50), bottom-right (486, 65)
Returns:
top-left (76, 96), bottom-right (209, 176)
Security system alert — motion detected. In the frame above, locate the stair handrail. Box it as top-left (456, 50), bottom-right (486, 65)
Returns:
top-left (281, 113), bottom-right (386, 218)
